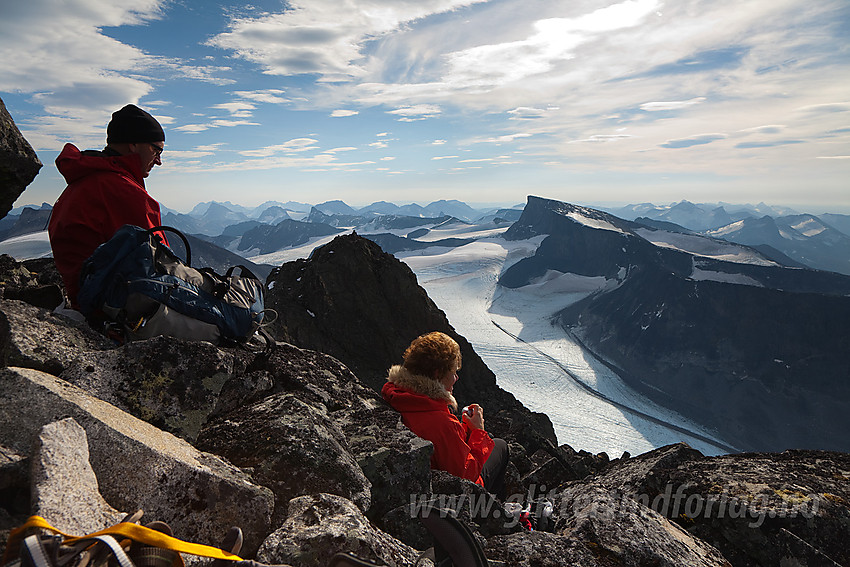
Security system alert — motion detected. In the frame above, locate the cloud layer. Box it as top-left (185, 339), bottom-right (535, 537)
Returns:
top-left (1, 0), bottom-right (848, 208)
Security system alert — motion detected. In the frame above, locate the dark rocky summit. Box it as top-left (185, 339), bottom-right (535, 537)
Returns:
top-left (503, 196), bottom-right (850, 454)
top-left (0, 98), bottom-right (42, 219)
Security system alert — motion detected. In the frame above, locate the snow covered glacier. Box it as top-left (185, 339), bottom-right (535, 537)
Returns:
top-left (394, 223), bottom-right (734, 457)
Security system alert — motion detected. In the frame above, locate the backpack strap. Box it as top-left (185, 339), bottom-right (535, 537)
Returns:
top-left (147, 226), bottom-right (192, 266)
top-left (21, 533), bottom-right (136, 567)
top-left (6, 517), bottom-right (243, 564)
top-left (223, 266), bottom-right (260, 282)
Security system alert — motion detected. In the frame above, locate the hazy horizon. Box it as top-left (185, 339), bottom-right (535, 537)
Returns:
top-left (10, 195), bottom-right (850, 218)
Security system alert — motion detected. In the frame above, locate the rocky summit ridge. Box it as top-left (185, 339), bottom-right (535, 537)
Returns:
top-left (1, 238), bottom-right (849, 567)
top-left (1, 100), bottom-right (849, 566)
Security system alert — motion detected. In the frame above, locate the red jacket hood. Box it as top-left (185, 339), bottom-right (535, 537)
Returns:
top-left (382, 381), bottom-right (451, 414)
top-left (55, 143), bottom-right (145, 187)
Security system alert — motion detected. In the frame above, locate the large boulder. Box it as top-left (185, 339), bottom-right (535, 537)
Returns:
top-left (552, 484), bottom-right (730, 566)
top-left (0, 97), bottom-right (42, 219)
top-left (0, 299), bottom-right (246, 443)
top-left (256, 493), bottom-right (420, 567)
top-left (196, 392), bottom-right (372, 526)
top-left (205, 342), bottom-right (434, 526)
top-left (58, 336), bottom-right (245, 443)
top-left (0, 367), bottom-right (275, 557)
top-left (0, 299), bottom-right (113, 376)
top-left (30, 418), bottom-right (123, 535)
top-left (591, 444), bottom-right (850, 566)
top-left (484, 531), bottom-right (611, 566)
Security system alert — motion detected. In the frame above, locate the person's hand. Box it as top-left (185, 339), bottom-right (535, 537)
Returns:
top-left (462, 403), bottom-right (484, 430)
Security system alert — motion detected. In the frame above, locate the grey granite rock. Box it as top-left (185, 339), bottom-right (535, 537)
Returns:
top-left (0, 300), bottom-right (244, 443)
top-left (197, 392), bottom-right (371, 526)
top-left (0, 367), bottom-right (274, 557)
top-left (256, 493), bottom-right (420, 567)
top-left (31, 418), bottom-right (123, 534)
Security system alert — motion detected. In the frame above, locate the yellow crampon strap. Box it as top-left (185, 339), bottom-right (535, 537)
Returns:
top-left (4, 516), bottom-right (244, 564)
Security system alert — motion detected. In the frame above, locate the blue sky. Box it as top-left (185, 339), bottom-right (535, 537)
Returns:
top-left (2, 0), bottom-right (849, 213)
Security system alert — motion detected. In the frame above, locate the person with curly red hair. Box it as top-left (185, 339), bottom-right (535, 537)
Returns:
top-left (382, 332), bottom-right (508, 498)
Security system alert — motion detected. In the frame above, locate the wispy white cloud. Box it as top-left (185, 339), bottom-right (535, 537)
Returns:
top-left (508, 107), bottom-right (551, 120)
top-left (570, 134), bottom-right (635, 143)
top-left (234, 90), bottom-right (290, 104)
top-left (471, 133), bottom-right (533, 144)
top-left (238, 138), bottom-right (320, 157)
top-left (443, 0), bottom-right (661, 90)
top-left (432, 155), bottom-right (459, 160)
top-left (796, 102), bottom-right (850, 114)
top-left (387, 104), bottom-right (442, 121)
top-left (331, 109), bottom-right (359, 117)
top-left (212, 102), bottom-right (256, 117)
top-left (739, 125), bottom-right (786, 135)
top-left (173, 124), bottom-right (212, 133)
top-left (660, 133), bottom-right (728, 149)
top-left (207, 0), bottom-right (489, 79)
top-left (640, 98), bottom-right (706, 112)
top-left (174, 118), bottom-right (260, 133)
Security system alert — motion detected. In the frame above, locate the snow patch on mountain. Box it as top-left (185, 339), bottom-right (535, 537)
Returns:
top-left (635, 227), bottom-right (777, 266)
top-left (706, 220), bottom-right (745, 237)
top-left (566, 211), bottom-right (628, 234)
top-left (690, 267), bottom-right (764, 287)
top-left (792, 218), bottom-right (827, 237)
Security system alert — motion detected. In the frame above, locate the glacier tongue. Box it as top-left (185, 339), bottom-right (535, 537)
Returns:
top-left (399, 237), bottom-right (733, 457)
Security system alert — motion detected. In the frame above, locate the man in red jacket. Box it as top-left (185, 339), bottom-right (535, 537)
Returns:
top-left (48, 104), bottom-right (166, 308)
top-left (382, 332), bottom-right (509, 499)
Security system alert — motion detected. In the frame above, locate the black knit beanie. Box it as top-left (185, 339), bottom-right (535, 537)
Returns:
top-left (106, 104), bottom-right (165, 144)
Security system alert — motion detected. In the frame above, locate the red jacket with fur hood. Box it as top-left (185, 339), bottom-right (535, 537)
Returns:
top-left (49, 143), bottom-right (164, 307)
top-left (382, 365), bottom-right (495, 485)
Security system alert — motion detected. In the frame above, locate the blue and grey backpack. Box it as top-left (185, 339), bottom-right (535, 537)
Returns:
top-left (77, 225), bottom-right (271, 348)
